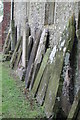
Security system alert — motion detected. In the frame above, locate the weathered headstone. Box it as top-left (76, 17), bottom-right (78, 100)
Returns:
top-left (36, 36), bottom-right (56, 105)
top-left (15, 47), bottom-right (22, 68)
top-left (36, 64), bottom-right (51, 105)
top-left (3, 30), bottom-right (11, 54)
top-left (61, 15), bottom-right (78, 116)
top-left (32, 48), bottom-right (51, 97)
top-left (44, 24), bottom-right (75, 118)
top-left (25, 29), bottom-right (42, 88)
top-left (29, 28), bottom-right (48, 90)
top-left (36, 23), bottom-right (74, 108)
top-left (22, 22), bottom-right (30, 68)
top-left (74, 10), bottom-right (80, 120)
top-left (10, 36), bottom-right (22, 68)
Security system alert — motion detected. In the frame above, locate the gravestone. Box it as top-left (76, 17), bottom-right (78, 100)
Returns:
top-left (22, 22), bottom-right (30, 68)
top-left (29, 28), bottom-right (49, 90)
top-left (25, 29), bottom-right (42, 88)
top-left (28, 36), bottom-right (33, 61)
top-left (36, 64), bottom-right (51, 105)
top-left (32, 48), bottom-right (51, 97)
top-left (44, 24), bottom-right (75, 118)
top-left (10, 36), bottom-right (22, 68)
top-left (3, 30), bottom-right (11, 54)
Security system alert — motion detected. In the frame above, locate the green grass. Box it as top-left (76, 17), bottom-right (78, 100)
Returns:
top-left (1, 55), bottom-right (45, 118)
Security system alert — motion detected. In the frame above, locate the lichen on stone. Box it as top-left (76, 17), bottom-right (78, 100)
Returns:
top-left (49, 45), bottom-right (57, 64)
top-left (61, 40), bottom-right (65, 48)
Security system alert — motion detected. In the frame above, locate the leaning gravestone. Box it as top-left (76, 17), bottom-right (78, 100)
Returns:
top-left (36, 63), bottom-right (51, 105)
top-left (25, 29), bottom-right (42, 88)
top-left (32, 48), bottom-right (51, 97)
top-left (36, 16), bottom-right (76, 110)
top-left (3, 30), bottom-right (11, 54)
top-left (27, 36), bottom-right (33, 61)
top-left (10, 36), bottom-right (22, 68)
top-left (15, 46), bottom-right (22, 68)
top-left (22, 22), bottom-right (30, 68)
top-left (44, 20), bottom-right (75, 118)
top-left (29, 28), bottom-right (49, 90)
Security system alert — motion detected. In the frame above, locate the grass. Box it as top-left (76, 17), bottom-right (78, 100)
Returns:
top-left (1, 54), bottom-right (45, 119)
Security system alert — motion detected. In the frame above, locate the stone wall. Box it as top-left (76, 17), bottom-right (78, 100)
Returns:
top-left (48, 2), bottom-right (78, 47)
top-left (29, 2), bottom-right (45, 39)
top-left (14, 2), bottom-right (27, 40)
top-left (14, 2), bottom-right (79, 46)
top-left (14, 2), bottom-right (45, 40)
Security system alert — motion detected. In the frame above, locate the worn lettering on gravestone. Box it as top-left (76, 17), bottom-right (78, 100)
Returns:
top-left (32, 48), bottom-right (51, 97)
top-left (44, 25), bottom-right (75, 118)
top-left (29, 28), bottom-right (49, 90)
top-left (25, 29), bottom-right (42, 88)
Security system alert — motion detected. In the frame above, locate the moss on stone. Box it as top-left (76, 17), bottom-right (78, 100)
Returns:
top-left (32, 48), bottom-right (51, 97)
top-left (43, 16), bottom-right (76, 118)
top-left (68, 14), bottom-right (75, 28)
